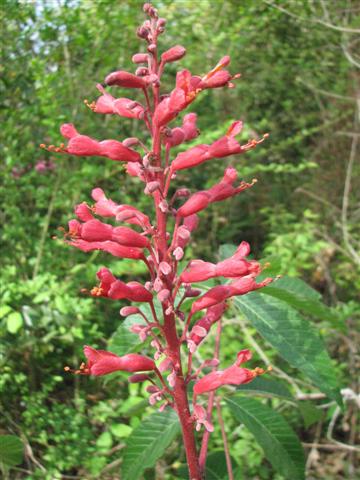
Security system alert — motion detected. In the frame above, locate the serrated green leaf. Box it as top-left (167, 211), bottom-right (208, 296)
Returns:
top-left (261, 276), bottom-right (338, 321)
top-left (234, 292), bottom-right (341, 405)
top-left (0, 435), bottom-right (24, 467)
top-left (6, 312), bottom-right (23, 334)
top-left (226, 396), bottom-right (305, 480)
top-left (237, 376), bottom-right (293, 400)
top-left (122, 409), bottom-right (180, 480)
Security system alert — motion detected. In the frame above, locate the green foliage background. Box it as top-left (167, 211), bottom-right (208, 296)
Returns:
top-left (1, 0), bottom-right (359, 479)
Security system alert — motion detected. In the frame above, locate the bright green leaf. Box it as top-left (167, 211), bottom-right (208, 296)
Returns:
top-left (6, 312), bottom-right (23, 334)
top-left (110, 423), bottom-right (132, 438)
top-left (226, 396), bottom-right (305, 480)
top-left (96, 431), bottom-right (113, 449)
top-left (122, 409), bottom-right (180, 480)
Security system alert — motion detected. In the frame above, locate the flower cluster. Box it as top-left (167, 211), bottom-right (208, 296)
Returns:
top-left (44, 3), bottom-right (271, 478)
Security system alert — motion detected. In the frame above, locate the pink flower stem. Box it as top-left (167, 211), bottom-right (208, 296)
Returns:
top-left (199, 320), bottom-right (222, 475)
top-left (216, 397), bottom-right (234, 480)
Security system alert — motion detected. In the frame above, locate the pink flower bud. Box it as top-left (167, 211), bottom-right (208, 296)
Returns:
top-left (120, 306), bottom-right (140, 317)
top-left (159, 261), bottom-right (172, 275)
top-left (147, 43), bottom-right (157, 53)
top-left (122, 137), bottom-right (140, 147)
top-left (173, 247), bottom-right (184, 261)
top-left (153, 277), bottom-right (163, 292)
top-left (132, 53), bottom-right (149, 64)
top-left (161, 45), bottom-right (186, 63)
top-left (159, 200), bottom-right (168, 213)
top-left (144, 181), bottom-right (160, 194)
top-left (135, 67), bottom-right (149, 76)
top-left (74, 202), bottom-right (93, 222)
top-left (158, 289), bottom-right (170, 302)
top-left (128, 373), bottom-right (151, 383)
top-left (105, 71), bottom-right (147, 89)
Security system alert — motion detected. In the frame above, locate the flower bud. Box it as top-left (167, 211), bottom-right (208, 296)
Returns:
top-left (159, 261), bottom-right (172, 275)
top-left (144, 181), bottom-right (160, 195)
top-left (137, 26), bottom-right (150, 39)
top-left (173, 246), bottom-right (184, 261)
top-left (157, 18), bottom-right (166, 28)
top-left (122, 137), bottom-right (140, 148)
top-left (148, 43), bottom-right (157, 54)
top-left (132, 53), bottom-right (149, 64)
top-left (120, 306), bottom-right (140, 317)
top-left (161, 45), bottom-right (186, 63)
top-left (153, 277), bottom-right (163, 292)
top-left (158, 289), bottom-right (170, 302)
top-left (128, 373), bottom-right (151, 383)
top-left (135, 67), bottom-right (149, 77)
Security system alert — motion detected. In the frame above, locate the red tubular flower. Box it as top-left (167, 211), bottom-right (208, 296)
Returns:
top-left (180, 241), bottom-right (259, 283)
top-left (91, 188), bottom-right (151, 228)
top-left (191, 274), bottom-right (273, 314)
top-left (171, 121), bottom-right (267, 172)
top-left (41, 124), bottom-right (142, 163)
top-left (105, 71), bottom-right (149, 89)
top-left (74, 345), bottom-right (156, 375)
top-left (67, 239), bottom-right (145, 260)
top-left (193, 349), bottom-right (263, 398)
top-left (67, 218), bottom-right (149, 248)
top-left (92, 267), bottom-right (153, 302)
top-left (177, 167), bottom-right (256, 218)
top-left (86, 84), bottom-right (145, 119)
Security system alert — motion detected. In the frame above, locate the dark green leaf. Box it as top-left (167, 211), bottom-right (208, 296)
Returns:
top-left (261, 276), bottom-right (338, 321)
top-left (234, 292), bottom-right (342, 405)
top-left (0, 435), bottom-right (24, 467)
top-left (226, 396), bottom-right (305, 480)
top-left (206, 450), bottom-right (232, 480)
top-left (299, 402), bottom-right (323, 428)
top-left (122, 409), bottom-right (180, 480)
top-left (237, 376), bottom-right (293, 400)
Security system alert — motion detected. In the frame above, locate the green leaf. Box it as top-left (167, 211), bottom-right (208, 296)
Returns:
top-left (226, 396), bottom-right (305, 480)
top-left (206, 450), bottom-right (233, 480)
top-left (299, 402), bottom-right (323, 428)
top-left (237, 376), bottom-right (293, 400)
top-left (6, 312), bottom-right (23, 334)
top-left (234, 292), bottom-right (341, 405)
top-left (110, 423), bottom-right (132, 438)
top-left (122, 409), bottom-right (180, 480)
top-left (96, 431), bottom-right (113, 449)
top-left (261, 276), bottom-right (338, 321)
top-left (0, 435), bottom-right (24, 467)
top-left (175, 450), bottom-right (235, 480)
